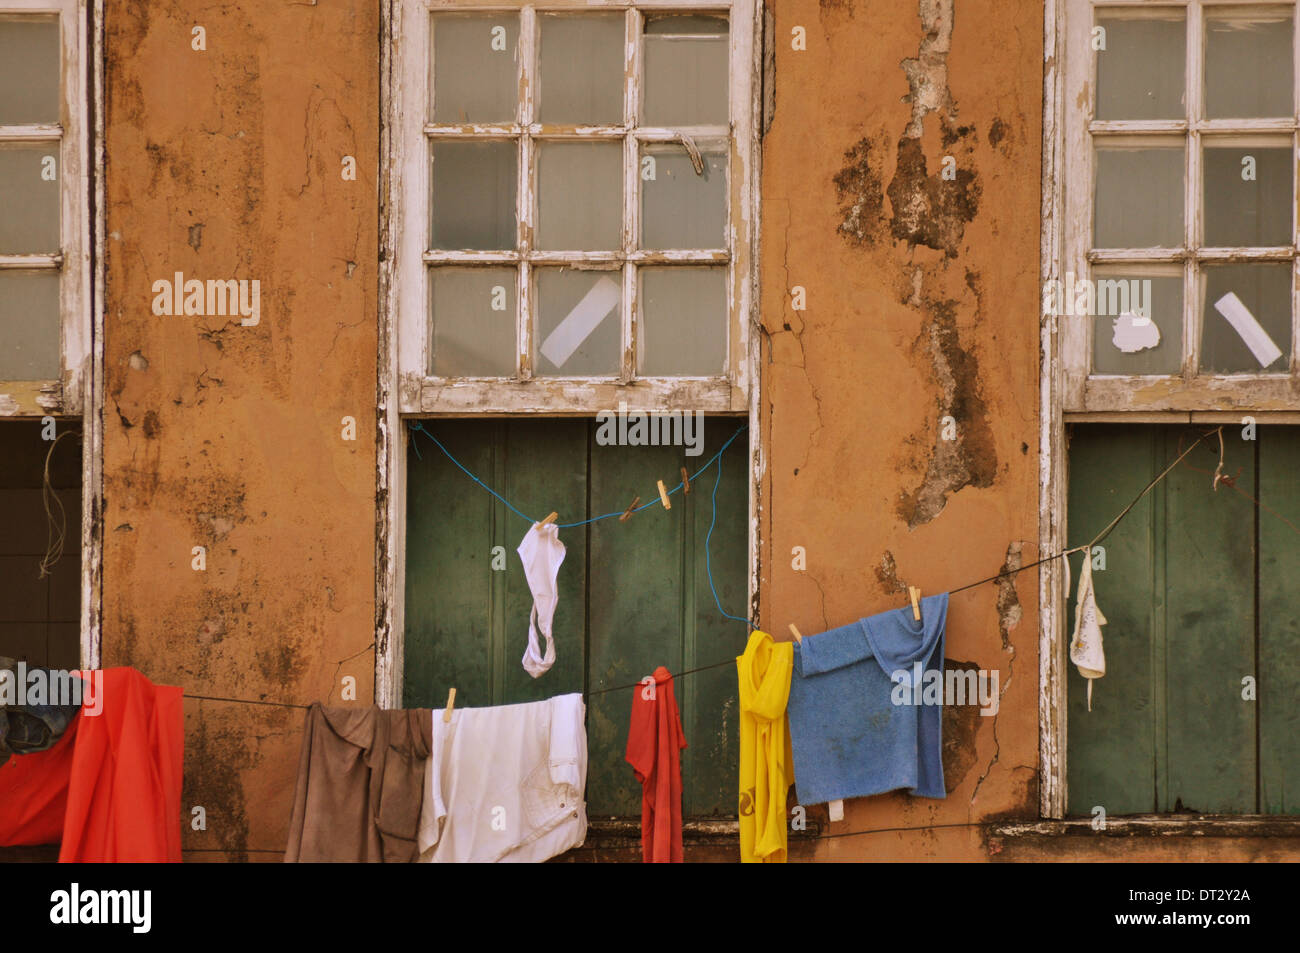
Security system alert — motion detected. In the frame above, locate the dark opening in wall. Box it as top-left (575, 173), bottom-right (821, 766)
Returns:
top-left (0, 420), bottom-right (81, 669)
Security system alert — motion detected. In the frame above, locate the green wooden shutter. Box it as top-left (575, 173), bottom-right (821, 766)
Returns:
top-left (1067, 424), bottom-right (1300, 816)
top-left (403, 417), bottom-right (748, 817)
top-left (1259, 430), bottom-right (1300, 813)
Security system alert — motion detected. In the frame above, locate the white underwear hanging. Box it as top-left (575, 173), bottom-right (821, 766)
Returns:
top-left (516, 522), bottom-right (565, 678)
top-left (1068, 552), bottom-right (1107, 711)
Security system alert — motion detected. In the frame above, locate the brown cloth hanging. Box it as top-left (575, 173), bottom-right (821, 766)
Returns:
top-left (284, 705), bottom-right (432, 863)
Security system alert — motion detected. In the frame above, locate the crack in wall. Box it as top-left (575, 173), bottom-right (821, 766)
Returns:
top-left (969, 541), bottom-right (1025, 808)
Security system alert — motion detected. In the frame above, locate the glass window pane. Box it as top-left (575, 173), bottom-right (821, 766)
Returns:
top-left (1202, 263), bottom-right (1291, 373)
top-left (429, 267), bottom-right (517, 377)
top-left (1203, 145), bottom-right (1292, 247)
top-left (1089, 271), bottom-right (1182, 375)
top-left (535, 269), bottom-right (621, 376)
top-left (539, 14), bottom-right (624, 124)
top-left (431, 15), bottom-right (519, 123)
top-left (1093, 145), bottom-right (1184, 248)
top-left (430, 141), bottom-right (517, 251)
top-left (640, 146), bottom-right (726, 249)
top-left (536, 142), bottom-right (621, 251)
top-left (0, 145), bottom-right (59, 254)
top-left (1205, 13), bottom-right (1294, 119)
top-left (1095, 14), bottom-right (1186, 120)
top-left (638, 267), bottom-right (727, 376)
top-left (0, 272), bottom-right (60, 380)
top-left (643, 15), bottom-right (728, 126)
top-left (0, 16), bottom-right (59, 125)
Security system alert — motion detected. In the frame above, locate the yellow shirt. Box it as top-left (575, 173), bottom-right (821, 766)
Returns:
top-left (736, 629), bottom-right (794, 863)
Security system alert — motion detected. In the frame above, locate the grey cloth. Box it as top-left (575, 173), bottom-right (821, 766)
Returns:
top-left (0, 657), bottom-right (81, 767)
top-left (284, 704), bottom-right (433, 863)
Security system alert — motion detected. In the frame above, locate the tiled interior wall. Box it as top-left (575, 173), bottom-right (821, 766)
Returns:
top-left (0, 420), bottom-right (81, 669)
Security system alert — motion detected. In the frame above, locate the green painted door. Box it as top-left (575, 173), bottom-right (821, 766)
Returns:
top-left (1066, 424), bottom-right (1299, 816)
top-left (403, 417), bottom-right (749, 817)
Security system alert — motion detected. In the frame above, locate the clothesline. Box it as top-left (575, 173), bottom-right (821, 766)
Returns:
top-left (181, 426), bottom-right (1223, 710)
top-left (411, 419), bottom-right (750, 624)
top-left (408, 420), bottom-right (749, 529)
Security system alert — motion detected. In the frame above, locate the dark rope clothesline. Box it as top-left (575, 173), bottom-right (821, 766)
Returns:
top-left (182, 427), bottom-right (1222, 710)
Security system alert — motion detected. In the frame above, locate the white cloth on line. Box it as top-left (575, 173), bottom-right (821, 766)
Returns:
top-left (417, 693), bottom-right (588, 863)
top-left (1068, 552), bottom-right (1107, 712)
top-left (517, 522), bottom-right (565, 678)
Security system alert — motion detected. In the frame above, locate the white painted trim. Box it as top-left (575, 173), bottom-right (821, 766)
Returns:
top-left (396, 0), bottom-right (752, 412)
top-left (378, 0), bottom-right (760, 705)
top-left (1063, 0), bottom-right (1300, 412)
top-left (378, 0), bottom-right (403, 709)
top-left (0, 0), bottom-right (90, 417)
top-left (1039, 0), bottom-right (1067, 820)
top-left (0, 1), bottom-right (99, 666)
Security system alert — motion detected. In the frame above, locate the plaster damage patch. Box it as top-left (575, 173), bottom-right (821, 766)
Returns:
top-left (896, 276), bottom-right (997, 528)
top-left (835, 0), bottom-right (995, 527)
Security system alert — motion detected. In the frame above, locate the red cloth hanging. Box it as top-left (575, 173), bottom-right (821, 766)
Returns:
top-left (0, 712), bottom-right (79, 847)
top-left (625, 666), bottom-right (688, 863)
top-left (0, 668), bottom-right (184, 862)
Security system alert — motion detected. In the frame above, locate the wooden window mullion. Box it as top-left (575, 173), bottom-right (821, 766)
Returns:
top-left (518, 6), bottom-right (537, 380)
top-left (621, 7), bottom-right (642, 383)
top-left (1185, 0), bottom-right (1204, 382)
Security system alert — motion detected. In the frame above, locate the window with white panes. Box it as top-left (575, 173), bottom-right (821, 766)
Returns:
top-left (390, 0), bottom-right (758, 415)
top-left (0, 0), bottom-right (90, 416)
top-left (1060, 1), bottom-right (1300, 412)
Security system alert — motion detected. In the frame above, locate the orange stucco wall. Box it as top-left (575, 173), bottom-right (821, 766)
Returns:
top-left (103, 1), bottom-right (380, 858)
top-left (758, 0), bottom-right (1043, 860)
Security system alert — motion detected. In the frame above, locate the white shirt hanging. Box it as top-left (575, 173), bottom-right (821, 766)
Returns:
top-left (516, 522), bottom-right (565, 678)
top-left (418, 693), bottom-right (587, 863)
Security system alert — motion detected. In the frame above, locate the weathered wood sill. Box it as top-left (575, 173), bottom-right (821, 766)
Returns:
top-left (992, 815), bottom-right (1300, 839)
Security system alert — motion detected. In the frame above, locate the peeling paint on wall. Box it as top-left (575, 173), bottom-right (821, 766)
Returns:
top-left (832, 0), bottom-right (996, 529)
top-left (833, 0), bottom-right (980, 258)
top-left (896, 270), bottom-right (997, 527)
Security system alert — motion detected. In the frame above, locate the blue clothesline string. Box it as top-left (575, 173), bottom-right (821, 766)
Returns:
top-left (408, 421), bottom-right (751, 625)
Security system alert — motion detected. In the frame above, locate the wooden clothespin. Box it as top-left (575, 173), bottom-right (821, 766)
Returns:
top-left (656, 479), bottom-right (672, 510)
top-left (619, 495), bottom-right (641, 522)
top-left (443, 687), bottom-right (456, 723)
top-left (681, 467), bottom-right (691, 495)
top-left (535, 511), bottom-right (558, 529)
top-left (788, 623), bottom-right (803, 644)
top-left (908, 586), bottom-right (922, 622)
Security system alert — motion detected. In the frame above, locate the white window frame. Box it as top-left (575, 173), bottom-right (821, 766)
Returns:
top-left (1041, 0), bottom-right (1300, 820)
top-left (1059, 0), bottom-right (1300, 414)
top-left (0, 0), bottom-right (100, 672)
top-left (0, 0), bottom-right (91, 417)
top-left (377, 0), bottom-right (762, 706)
top-left (389, 0), bottom-right (757, 415)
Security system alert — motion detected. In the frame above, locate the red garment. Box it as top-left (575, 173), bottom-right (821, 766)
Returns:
top-left (625, 665), bottom-right (688, 863)
top-left (0, 713), bottom-right (79, 846)
top-left (0, 668), bottom-right (184, 862)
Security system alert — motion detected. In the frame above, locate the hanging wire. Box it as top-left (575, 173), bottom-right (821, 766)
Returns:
top-left (39, 429), bottom-right (81, 578)
top-left (408, 420), bottom-right (748, 529)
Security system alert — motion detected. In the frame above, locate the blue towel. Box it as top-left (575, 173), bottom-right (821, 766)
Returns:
top-left (788, 593), bottom-right (948, 805)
